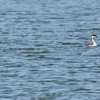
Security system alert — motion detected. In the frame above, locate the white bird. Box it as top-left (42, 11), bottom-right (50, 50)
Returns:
top-left (85, 35), bottom-right (100, 46)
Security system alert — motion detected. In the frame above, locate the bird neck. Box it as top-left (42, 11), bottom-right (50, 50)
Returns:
top-left (92, 38), bottom-right (97, 46)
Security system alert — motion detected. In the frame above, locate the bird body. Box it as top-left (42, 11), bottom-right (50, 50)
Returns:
top-left (85, 35), bottom-right (99, 46)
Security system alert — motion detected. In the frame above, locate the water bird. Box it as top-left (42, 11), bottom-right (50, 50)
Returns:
top-left (85, 35), bottom-right (100, 46)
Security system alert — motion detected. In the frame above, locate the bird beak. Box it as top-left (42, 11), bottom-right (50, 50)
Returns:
top-left (97, 37), bottom-right (100, 38)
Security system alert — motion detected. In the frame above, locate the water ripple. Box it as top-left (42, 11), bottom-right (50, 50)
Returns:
top-left (1, 0), bottom-right (100, 100)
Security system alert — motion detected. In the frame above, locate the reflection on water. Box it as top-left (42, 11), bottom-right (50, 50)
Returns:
top-left (0, 0), bottom-right (100, 100)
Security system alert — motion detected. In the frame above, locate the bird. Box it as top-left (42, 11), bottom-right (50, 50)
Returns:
top-left (85, 35), bottom-right (100, 46)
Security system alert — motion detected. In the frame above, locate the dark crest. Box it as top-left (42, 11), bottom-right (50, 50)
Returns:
top-left (92, 35), bottom-right (97, 37)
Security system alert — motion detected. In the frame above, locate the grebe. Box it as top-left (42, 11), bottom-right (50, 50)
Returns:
top-left (85, 35), bottom-right (100, 46)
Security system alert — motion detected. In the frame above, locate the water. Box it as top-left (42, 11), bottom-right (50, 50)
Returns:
top-left (0, 0), bottom-right (100, 100)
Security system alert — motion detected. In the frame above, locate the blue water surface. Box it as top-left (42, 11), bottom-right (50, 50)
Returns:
top-left (0, 0), bottom-right (100, 100)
